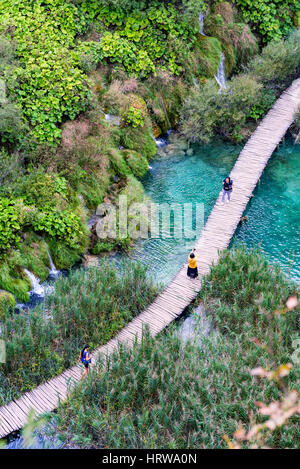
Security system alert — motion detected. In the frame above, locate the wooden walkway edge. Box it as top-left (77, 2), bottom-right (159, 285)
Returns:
top-left (1, 78), bottom-right (300, 439)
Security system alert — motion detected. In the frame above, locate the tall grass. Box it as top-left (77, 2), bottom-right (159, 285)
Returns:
top-left (0, 260), bottom-right (158, 404)
top-left (50, 246), bottom-right (300, 449)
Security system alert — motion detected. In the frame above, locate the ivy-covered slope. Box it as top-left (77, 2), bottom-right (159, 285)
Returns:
top-left (0, 0), bottom-right (298, 301)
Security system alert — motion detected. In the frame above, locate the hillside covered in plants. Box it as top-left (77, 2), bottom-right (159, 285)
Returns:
top-left (0, 0), bottom-right (300, 306)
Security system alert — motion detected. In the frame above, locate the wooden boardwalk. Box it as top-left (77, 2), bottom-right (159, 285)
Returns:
top-left (1, 78), bottom-right (300, 439)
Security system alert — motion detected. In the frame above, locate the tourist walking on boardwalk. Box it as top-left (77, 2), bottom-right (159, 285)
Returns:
top-left (187, 248), bottom-right (198, 279)
top-left (79, 344), bottom-right (91, 379)
top-left (222, 176), bottom-right (233, 204)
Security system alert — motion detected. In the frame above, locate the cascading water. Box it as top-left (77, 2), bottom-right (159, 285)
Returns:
top-left (192, 77), bottom-right (200, 89)
top-left (153, 129), bottom-right (173, 149)
top-left (100, 110), bottom-right (120, 126)
top-left (24, 269), bottom-right (45, 297)
top-left (214, 52), bottom-right (227, 90)
top-left (47, 249), bottom-right (59, 278)
top-left (198, 12), bottom-right (207, 35)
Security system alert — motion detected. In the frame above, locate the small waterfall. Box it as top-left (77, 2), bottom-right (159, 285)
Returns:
top-left (192, 77), bottom-right (200, 89)
top-left (214, 52), bottom-right (227, 90)
top-left (100, 110), bottom-right (120, 126)
top-left (198, 12), bottom-right (207, 35)
top-left (153, 129), bottom-right (173, 149)
top-left (47, 249), bottom-right (59, 278)
top-left (153, 135), bottom-right (168, 148)
top-left (24, 269), bottom-right (44, 297)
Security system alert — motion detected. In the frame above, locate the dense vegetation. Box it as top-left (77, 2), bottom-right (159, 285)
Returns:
top-left (0, 260), bottom-right (158, 405)
top-left (180, 31), bottom-right (300, 143)
top-left (0, 0), bottom-right (299, 300)
top-left (45, 246), bottom-right (300, 449)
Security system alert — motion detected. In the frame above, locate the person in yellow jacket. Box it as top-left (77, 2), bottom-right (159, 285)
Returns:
top-left (187, 248), bottom-right (198, 279)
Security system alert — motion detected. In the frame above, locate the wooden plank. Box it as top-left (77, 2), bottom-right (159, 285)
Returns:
top-left (0, 78), bottom-right (299, 439)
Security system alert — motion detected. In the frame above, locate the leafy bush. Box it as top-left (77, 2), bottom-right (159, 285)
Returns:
top-left (123, 106), bottom-right (144, 128)
top-left (234, 0), bottom-right (299, 42)
top-left (0, 198), bottom-right (24, 251)
top-left (0, 0), bottom-right (90, 143)
top-left (32, 209), bottom-right (84, 250)
top-left (247, 31), bottom-right (300, 87)
top-left (248, 88), bottom-right (276, 121)
top-left (121, 149), bottom-right (149, 178)
top-left (180, 75), bottom-right (262, 143)
top-left (81, 2), bottom-right (198, 78)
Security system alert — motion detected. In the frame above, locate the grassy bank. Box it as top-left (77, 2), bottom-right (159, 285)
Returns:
top-left (47, 246), bottom-right (299, 449)
top-left (0, 259), bottom-right (159, 405)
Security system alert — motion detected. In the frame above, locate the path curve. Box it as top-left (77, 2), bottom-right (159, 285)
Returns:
top-left (1, 78), bottom-right (300, 439)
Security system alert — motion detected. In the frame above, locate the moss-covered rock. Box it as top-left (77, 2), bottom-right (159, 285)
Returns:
top-left (18, 233), bottom-right (51, 281)
top-left (294, 12), bottom-right (300, 28)
top-left (121, 149), bottom-right (149, 178)
top-left (47, 238), bottom-right (83, 270)
top-left (0, 261), bottom-right (30, 302)
top-left (109, 148), bottom-right (131, 177)
top-left (120, 126), bottom-right (157, 160)
top-left (152, 122), bottom-right (162, 138)
top-left (0, 290), bottom-right (16, 319)
top-left (194, 35), bottom-right (223, 78)
top-left (204, 2), bottom-right (258, 75)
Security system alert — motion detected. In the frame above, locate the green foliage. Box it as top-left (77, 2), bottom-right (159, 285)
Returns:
top-left (248, 89), bottom-right (276, 121)
top-left (180, 32), bottom-right (300, 144)
top-left (204, 2), bottom-right (259, 74)
top-left (0, 34), bottom-right (27, 142)
top-left (81, 2), bottom-right (198, 78)
top-left (120, 125), bottom-right (157, 159)
top-left (181, 0), bottom-right (207, 24)
top-left (123, 106), bottom-right (144, 128)
top-left (193, 36), bottom-right (223, 77)
top-left (0, 260), bottom-right (30, 302)
top-left (234, 0), bottom-right (299, 42)
top-left (17, 233), bottom-right (50, 282)
top-left (0, 260), bottom-right (158, 404)
top-left (247, 31), bottom-right (300, 87)
top-left (0, 0), bottom-right (90, 143)
top-left (180, 75), bottom-right (262, 143)
top-left (0, 198), bottom-right (24, 251)
top-left (0, 289), bottom-right (15, 319)
top-left (50, 247), bottom-right (299, 449)
top-left (32, 209), bottom-right (84, 250)
top-left (121, 149), bottom-right (149, 178)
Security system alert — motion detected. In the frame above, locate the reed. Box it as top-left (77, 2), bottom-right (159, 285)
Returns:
top-left (0, 259), bottom-right (158, 403)
top-left (49, 246), bottom-right (299, 449)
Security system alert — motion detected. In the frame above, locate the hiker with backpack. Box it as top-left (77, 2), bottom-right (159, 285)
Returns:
top-left (79, 344), bottom-right (91, 379)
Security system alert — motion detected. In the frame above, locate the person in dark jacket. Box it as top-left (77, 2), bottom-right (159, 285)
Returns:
top-left (79, 344), bottom-right (91, 379)
top-left (222, 176), bottom-right (233, 204)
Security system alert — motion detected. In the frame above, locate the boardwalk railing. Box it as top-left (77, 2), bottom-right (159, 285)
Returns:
top-left (1, 78), bottom-right (300, 439)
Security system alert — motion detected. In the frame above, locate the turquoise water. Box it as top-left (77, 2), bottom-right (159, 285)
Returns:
top-left (234, 140), bottom-right (300, 282)
top-left (127, 138), bottom-right (300, 286)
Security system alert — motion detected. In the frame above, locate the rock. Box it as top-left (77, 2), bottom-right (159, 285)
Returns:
top-left (82, 255), bottom-right (99, 269)
top-left (164, 144), bottom-right (178, 154)
top-left (239, 215), bottom-right (249, 225)
top-left (186, 148), bottom-right (194, 156)
top-left (175, 140), bottom-right (189, 151)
